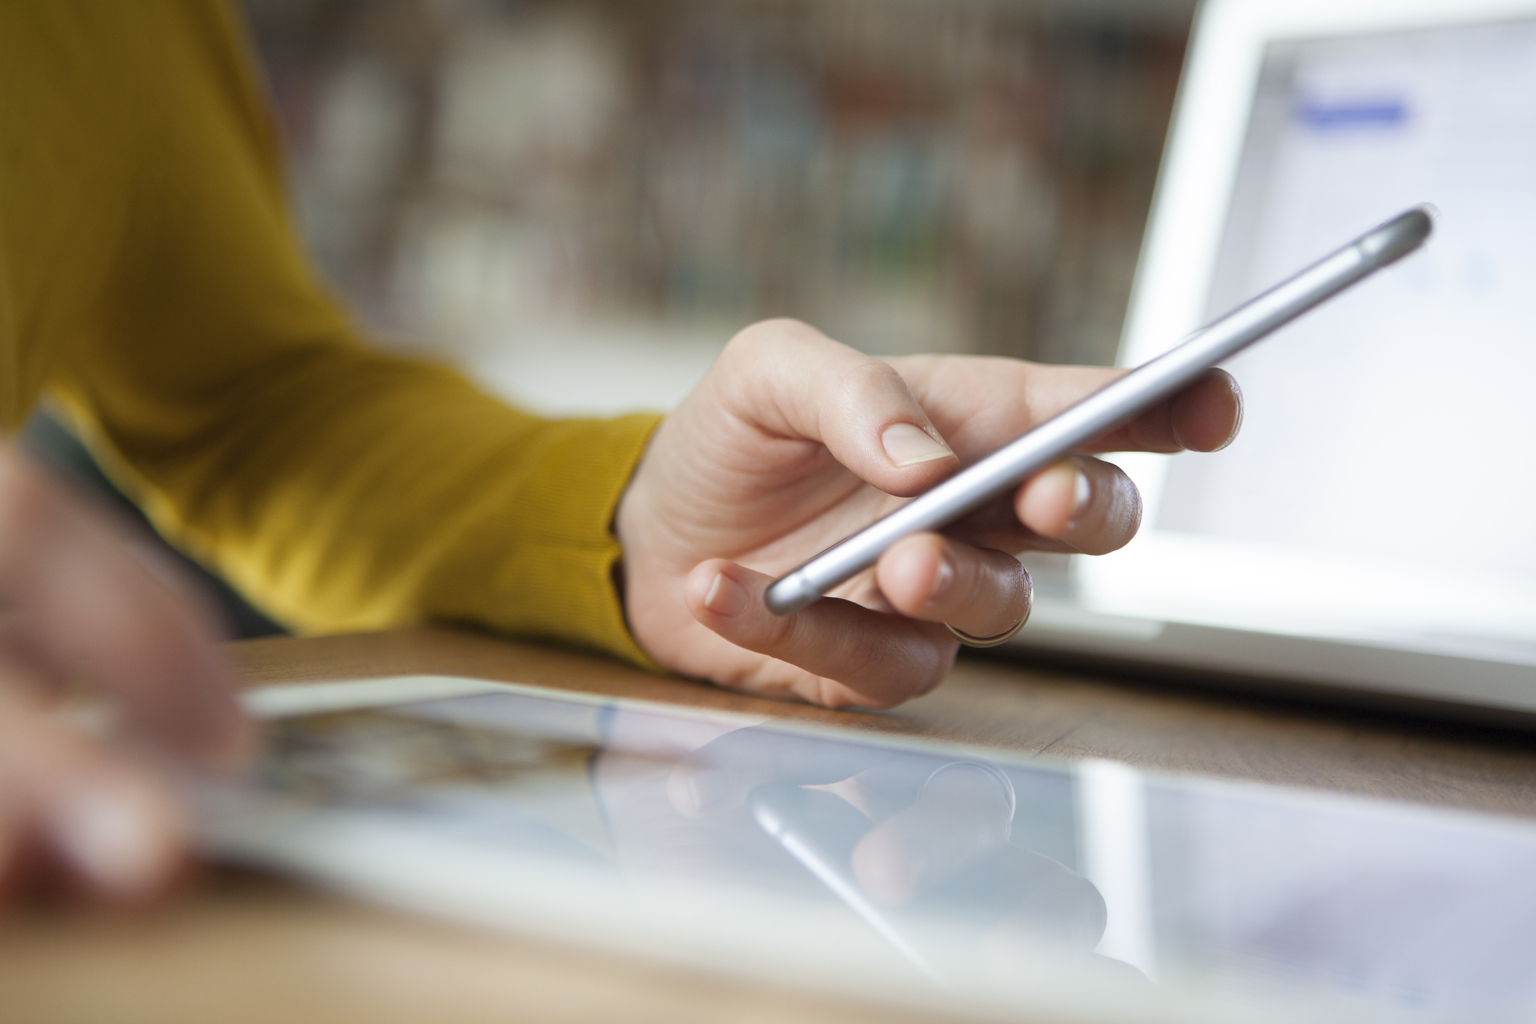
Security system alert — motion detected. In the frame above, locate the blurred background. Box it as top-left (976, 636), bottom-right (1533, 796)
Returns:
top-left (26, 0), bottom-right (1197, 635)
top-left (242, 0), bottom-right (1193, 413)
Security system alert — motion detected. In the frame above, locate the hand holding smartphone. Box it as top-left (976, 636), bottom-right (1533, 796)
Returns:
top-left (765, 205), bottom-right (1434, 616)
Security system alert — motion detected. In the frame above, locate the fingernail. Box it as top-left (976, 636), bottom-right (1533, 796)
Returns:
top-left (928, 554), bottom-right (956, 605)
top-left (47, 784), bottom-right (173, 897)
top-left (1072, 469), bottom-right (1091, 519)
top-left (1044, 462), bottom-right (1091, 528)
top-left (703, 571), bottom-right (749, 617)
top-left (881, 423), bottom-right (953, 468)
top-left (1217, 380), bottom-right (1244, 451)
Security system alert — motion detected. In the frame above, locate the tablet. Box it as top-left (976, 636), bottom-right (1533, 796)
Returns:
top-left (201, 675), bottom-right (1536, 1023)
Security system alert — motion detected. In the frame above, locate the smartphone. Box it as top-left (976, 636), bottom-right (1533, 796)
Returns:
top-left (765, 204), bottom-right (1434, 616)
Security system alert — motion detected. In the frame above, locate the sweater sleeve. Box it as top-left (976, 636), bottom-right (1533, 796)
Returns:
top-left (9, 1), bottom-right (662, 664)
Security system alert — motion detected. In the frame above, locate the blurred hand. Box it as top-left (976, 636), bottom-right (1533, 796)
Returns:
top-left (617, 318), bottom-right (1241, 708)
top-left (0, 442), bottom-right (249, 907)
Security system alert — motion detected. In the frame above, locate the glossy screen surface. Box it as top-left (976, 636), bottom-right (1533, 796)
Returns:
top-left (207, 680), bottom-right (1536, 1024)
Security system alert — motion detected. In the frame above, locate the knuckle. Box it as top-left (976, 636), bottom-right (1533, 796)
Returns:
top-left (844, 357), bottom-right (906, 399)
top-left (719, 320), bottom-right (824, 391)
top-left (726, 317), bottom-right (814, 357)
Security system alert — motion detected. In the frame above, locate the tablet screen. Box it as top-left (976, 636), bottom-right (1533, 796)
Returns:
top-left (207, 678), bottom-right (1536, 1022)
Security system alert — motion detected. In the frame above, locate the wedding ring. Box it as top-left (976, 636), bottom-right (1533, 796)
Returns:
top-left (943, 590), bottom-right (1032, 648)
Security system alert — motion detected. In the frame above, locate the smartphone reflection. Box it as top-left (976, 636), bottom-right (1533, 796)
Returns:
top-left (219, 682), bottom-right (1536, 1021)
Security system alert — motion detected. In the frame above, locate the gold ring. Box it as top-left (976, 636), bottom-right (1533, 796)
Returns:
top-left (944, 591), bottom-right (1032, 648)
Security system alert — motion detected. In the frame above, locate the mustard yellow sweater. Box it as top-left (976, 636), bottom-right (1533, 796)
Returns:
top-left (0, 1), bottom-right (660, 663)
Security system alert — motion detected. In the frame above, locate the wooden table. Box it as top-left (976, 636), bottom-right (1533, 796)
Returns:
top-left (6, 626), bottom-right (1536, 1024)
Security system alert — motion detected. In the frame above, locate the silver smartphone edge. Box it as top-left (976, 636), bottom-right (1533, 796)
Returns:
top-left (764, 205), bottom-right (1434, 616)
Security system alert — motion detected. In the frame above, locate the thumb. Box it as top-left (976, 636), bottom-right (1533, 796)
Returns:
top-left (716, 319), bottom-right (959, 497)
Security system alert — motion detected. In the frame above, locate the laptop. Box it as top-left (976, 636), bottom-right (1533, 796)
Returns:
top-left (1007, 0), bottom-right (1536, 724)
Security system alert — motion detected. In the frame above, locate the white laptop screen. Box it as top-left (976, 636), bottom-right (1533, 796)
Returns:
top-left (1081, 18), bottom-right (1536, 653)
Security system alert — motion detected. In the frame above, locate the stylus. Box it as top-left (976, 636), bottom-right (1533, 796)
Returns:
top-left (765, 204), bottom-right (1435, 616)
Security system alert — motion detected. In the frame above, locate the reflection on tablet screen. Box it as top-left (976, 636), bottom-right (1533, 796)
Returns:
top-left (206, 679), bottom-right (1536, 1023)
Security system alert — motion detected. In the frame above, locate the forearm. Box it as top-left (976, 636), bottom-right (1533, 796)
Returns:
top-left (53, 347), bottom-right (661, 664)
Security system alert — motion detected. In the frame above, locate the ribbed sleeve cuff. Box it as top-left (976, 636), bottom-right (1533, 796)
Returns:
top-left (483, 411), bottom-right (663, 670)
